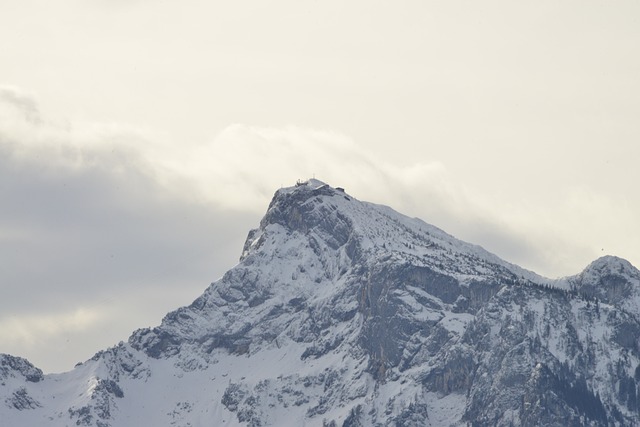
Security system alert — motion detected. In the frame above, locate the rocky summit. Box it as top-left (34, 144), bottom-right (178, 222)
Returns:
top-left (3, 179), bottom-right (640, 426)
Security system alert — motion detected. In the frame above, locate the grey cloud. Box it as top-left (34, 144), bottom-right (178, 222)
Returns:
top-left (0, 135), bottom-right (259, 372)
top-left (0, 147), bottom-right (257, 311)
top-left (0, 86), bottom-right (41, 124)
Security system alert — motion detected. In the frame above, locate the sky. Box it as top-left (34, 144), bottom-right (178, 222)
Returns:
top-left (1, 0), bottom-right (639, 373)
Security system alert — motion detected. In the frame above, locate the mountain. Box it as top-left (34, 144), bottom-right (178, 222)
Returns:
top-left (3, 179), bottom-right (640, 426)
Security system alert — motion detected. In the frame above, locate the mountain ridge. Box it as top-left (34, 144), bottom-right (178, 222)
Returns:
top-left (2, 179), bottom-right (640, 426)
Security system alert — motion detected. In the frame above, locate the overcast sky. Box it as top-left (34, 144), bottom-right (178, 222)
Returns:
top-left (1, 0), bottom-right (639, 373)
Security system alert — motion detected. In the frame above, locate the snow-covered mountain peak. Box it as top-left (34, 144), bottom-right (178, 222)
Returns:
top-left (566, 255), bottom-right (640, 312)
top-left (4, 179), bottom-right (640, 426)
top-left (581, 255), bottom-right (640, 281)
top-left (250, 179), bottom-right (527, 278)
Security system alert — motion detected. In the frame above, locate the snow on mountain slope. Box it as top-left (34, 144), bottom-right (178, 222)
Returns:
top-left (3, 179), bottom-right (640, 426)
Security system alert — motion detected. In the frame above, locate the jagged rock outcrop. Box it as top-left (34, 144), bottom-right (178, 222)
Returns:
top-left (0, 355), bottom-right (43, 384)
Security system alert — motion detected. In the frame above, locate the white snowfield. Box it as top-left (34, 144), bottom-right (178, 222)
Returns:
top-left (3, 179), bottom-right (640, 426)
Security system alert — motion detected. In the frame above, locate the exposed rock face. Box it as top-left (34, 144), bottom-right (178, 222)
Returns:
top-left (0, 355), bottom-right (43, 384)
top-left (2, 179), bottom-right (640, 426)
top-left (568, 256), bottom-right (640, 307)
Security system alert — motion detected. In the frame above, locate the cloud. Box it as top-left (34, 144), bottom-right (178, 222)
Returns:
top-left (0, 91), bottom-right (258, 372)
top-left (167, 123), bottom-right (454, 213)
top-left (0, 86), bottom-right (41, 124)
top-left (0, 307), bottom-right (105, 347)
